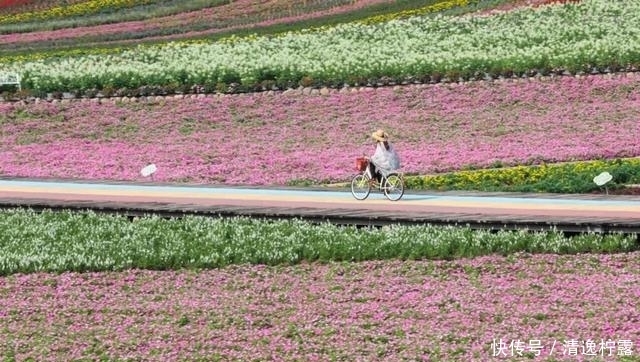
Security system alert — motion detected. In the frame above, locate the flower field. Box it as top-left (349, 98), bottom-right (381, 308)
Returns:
top-left (405, 158), bottom-right (640, 193)
top-left (3, 209), bottom-right (635, 275)
top-left (0, 209), bottom-right (638, 361)
top-left (0, 0), bottom-right (452, 53)
top-left (1, 73), bottom-right (639, 185)
top-left (2, 0), bottom-right (639, 95)
top-left (2, 252), bottom-right (640, 361)
top-left (0, 0), bottom-right (389, 45)
top-left (0, 0), bottom-right (163, 24)
top-left (2, 0), bottom-right (640, 361)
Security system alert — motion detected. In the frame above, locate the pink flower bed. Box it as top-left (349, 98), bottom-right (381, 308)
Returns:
top-left (1, 252), bottom-right (639, 361)
top-left (1, 74), bottom-right (639, 185)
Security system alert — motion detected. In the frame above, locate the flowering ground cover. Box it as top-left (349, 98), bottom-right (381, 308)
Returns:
top-left (1, 73), bottom-right (638, 185)
top-left (0, 0), bottom-right (457, 53)
top-left (0, 0), bottom-right (86, 12)
top-left (472, 0), bottom-right (579, 16)
top-left (0, 0), bottom-right (468, 56)
top-left (404, 158), bottom-right (640, 194)
top-left (0, 0), bottom-right (157, 25)
top-left (0, 0), bottom-right (380, 40)
top-left (2, 208), bottom-right (634, 360)
top-left (5, 0), bottom-right (639, 95)
top-left (3, 209), bottom-right (633, 275)
top-left (0, 0), bottom-right (558, 57)
top-left (1, 252), bottom-right (640, 361)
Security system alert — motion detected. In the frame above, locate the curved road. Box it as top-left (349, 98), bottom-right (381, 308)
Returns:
top-left (0, 179), bottom-right (639, 232)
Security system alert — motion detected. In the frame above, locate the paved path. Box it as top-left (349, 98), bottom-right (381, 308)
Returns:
top-left (0, 179), bottom-right (639, 232)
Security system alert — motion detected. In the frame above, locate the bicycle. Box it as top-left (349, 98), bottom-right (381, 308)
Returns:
top-left (350, 157), bottom-right (405, 201)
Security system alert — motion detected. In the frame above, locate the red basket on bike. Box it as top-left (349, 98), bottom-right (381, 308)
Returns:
top-left (355, 157), bottom-right (368, 171)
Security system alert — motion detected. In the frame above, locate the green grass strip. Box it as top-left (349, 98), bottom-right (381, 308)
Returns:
top-left (0, 209), bottom-right (636, 276)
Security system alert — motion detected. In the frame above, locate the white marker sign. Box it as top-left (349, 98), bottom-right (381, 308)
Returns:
top-left (140, 164), bottom-right (157, 177)
top-left (593, 172), bottom-right (612, 186)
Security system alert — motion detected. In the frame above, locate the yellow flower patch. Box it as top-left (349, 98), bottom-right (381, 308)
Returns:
top-left (406, 158), bottom-right (640, 192)
top-left (358, 0), bottom-right (470, 25)
top-left (0, 0), bottom-right (155, 24)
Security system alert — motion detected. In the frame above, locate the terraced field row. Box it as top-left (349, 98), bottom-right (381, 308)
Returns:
top-left (0, 0), bottom-right (467, 52)
top-left (1, 73), bottom-right (638, 186)
top-left (6, 0), bottom-right (640, 98)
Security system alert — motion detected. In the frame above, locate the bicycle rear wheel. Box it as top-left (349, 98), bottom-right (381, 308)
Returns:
top-left (351, 174), bottom-right (371, 200)
top-left (383, 174), bottom-right (404, 201)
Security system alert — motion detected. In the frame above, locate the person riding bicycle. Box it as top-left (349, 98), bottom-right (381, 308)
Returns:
top-left (366, 129), bottom-right (401, 183)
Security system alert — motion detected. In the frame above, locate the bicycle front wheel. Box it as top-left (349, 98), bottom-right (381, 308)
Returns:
top-left (383, 174), bottom-right (404, 201)
top-left (351, 174), bottom-right (371, 200)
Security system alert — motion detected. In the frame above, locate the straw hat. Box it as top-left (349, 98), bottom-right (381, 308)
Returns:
top-left (371, 129), bottom-right (389, 142)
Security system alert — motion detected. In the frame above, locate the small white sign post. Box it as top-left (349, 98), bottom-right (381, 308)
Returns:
top-left (140, 164), bottom-right (157, 181)
top-left (593, 171), bottom-right (612, 195)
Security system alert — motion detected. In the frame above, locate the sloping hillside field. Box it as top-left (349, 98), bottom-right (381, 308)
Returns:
top-left (1, 73), bottom-right (638, 184)
top-left (1, 0), bottom-right (639, 95)
top-left (0, 0), bottom-right (401, 49)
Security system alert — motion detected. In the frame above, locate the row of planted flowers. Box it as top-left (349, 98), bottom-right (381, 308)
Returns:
top-left (0, 0), bottom-right (468, 57)
top-left (1, 209), bottom-right (635, 274)
top-left (1, 73), bottom-right (638, 186)
top-left (0, 0), bottom-right (155, 25)
top-left (1, 209), bottom-right (639, 361)
top-left (0, 5), bottom-right (424, 63)
top-left (0, 0), bottom-right (375, 42)
top-left (3, 0), bottom-right (636, 95)
top-left (0, 0), bottom-right (398, 28)
top-left (402, 158), bottom-right (640, 193)
top-left (0, 0), bottom-right (466, 27)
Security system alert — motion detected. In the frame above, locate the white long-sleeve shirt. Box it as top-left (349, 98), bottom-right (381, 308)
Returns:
top-left (370, 142), bottom-right (401, 173)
